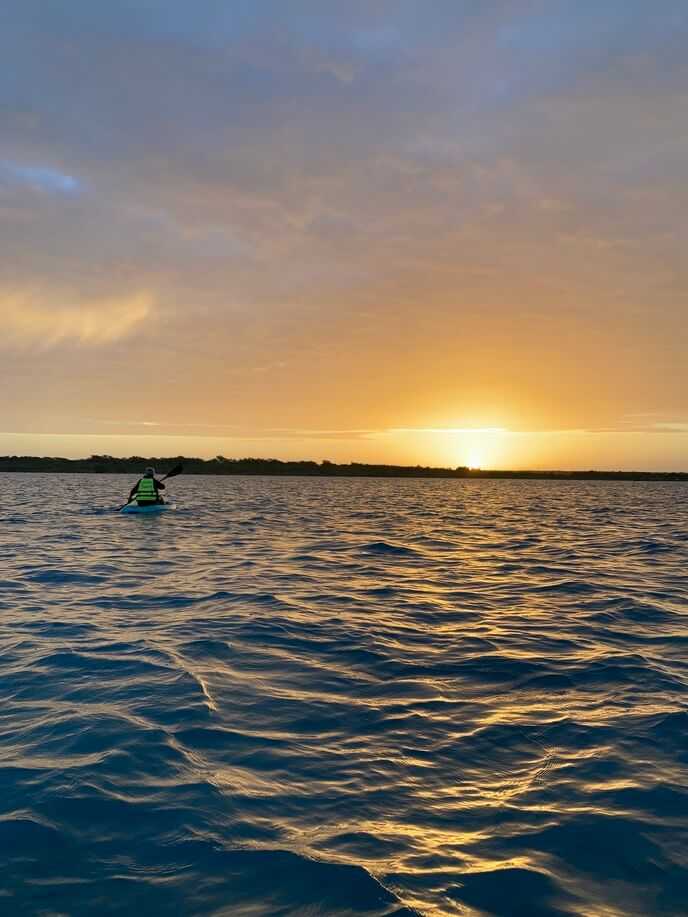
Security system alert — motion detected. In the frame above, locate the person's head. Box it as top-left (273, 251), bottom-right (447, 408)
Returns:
top-left (144, 466), bottom-right (155, 477)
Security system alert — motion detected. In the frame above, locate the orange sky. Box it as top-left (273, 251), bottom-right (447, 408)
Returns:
top-left (2, 2), bottom-right (687, 469)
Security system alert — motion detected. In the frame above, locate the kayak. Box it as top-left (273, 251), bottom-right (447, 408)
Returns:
top-left (120, 502), bottom-right (173, 514)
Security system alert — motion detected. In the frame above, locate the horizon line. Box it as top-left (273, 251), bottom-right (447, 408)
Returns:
top-left (1, 455), bottom-right (686, 477)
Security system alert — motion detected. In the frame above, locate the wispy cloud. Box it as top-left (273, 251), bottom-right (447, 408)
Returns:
top-left (651, 422), bottom-right (688, 433)
top-left (1, 161), bottom-right (81, 194)
top-left (63, 422), bottom-right (688, 442)
top-left (0, 290), bottom-right (153, 346)
top-left (390, 427), bottom-right (508, 435)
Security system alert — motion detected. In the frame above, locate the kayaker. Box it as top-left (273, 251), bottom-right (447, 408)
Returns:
top-left (127, 467), bottom-right (166, 506)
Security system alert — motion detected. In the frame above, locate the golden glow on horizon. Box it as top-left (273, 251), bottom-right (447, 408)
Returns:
top-left (1, 426), bottom-right (687, 473)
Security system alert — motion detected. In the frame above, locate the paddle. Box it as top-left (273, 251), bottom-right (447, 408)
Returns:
top-left (118, 463), bottom-right (184, 511)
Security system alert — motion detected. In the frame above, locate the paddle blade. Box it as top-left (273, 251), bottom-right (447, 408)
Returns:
top-left (163, 463), bottom-right (184, 480)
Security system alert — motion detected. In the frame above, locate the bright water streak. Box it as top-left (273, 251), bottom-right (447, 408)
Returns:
top-left (0, 474), bottom-right (687, 916)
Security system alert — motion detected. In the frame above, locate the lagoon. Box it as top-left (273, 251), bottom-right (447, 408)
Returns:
top-left (1, 474), bottom-right (686, 915)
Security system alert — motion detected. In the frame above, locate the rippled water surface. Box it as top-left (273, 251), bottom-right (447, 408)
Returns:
top-left (1, 473), bottom-right (687, 916)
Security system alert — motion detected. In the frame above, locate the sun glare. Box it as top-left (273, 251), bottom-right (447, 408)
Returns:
top-left (466, 450), bottom-right (485, 470)
top-left (448, 428), bottom-right (507, 470)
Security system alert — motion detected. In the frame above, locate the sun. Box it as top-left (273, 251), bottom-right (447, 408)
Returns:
top-left (413, 425), bottom-right (506, 470)
top-left (454, 428), bottom-right (507, 470)
top-left (466, 449), bottom-right (485, 470)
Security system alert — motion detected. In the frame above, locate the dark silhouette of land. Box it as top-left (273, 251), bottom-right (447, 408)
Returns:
top-left (0, 455), bottom-right (685, 480)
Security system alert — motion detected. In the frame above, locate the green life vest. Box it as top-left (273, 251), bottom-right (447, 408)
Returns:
top-left (136, 476), bottom-right (157, 501)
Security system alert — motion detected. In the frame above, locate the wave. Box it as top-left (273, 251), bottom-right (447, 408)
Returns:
top-left (1, 475), bottom-right (687, 915)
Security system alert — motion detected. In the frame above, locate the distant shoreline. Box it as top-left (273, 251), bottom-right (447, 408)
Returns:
top-left (0, 456), bottom-right (686, 481)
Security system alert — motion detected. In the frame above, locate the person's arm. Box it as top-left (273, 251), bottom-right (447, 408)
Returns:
top-left (128, 480), bottom-right (140, 500)
top-left (155, 479), bottom-right (166, 492)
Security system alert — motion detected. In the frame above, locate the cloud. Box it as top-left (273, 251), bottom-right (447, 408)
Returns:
top-left (0, 289), bottom-right (153, 347)
top-left (1, 161), bottom-right (81, 194)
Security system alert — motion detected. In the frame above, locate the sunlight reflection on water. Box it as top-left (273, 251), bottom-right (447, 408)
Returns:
top-left (0, 473), bottom-right (687, 916)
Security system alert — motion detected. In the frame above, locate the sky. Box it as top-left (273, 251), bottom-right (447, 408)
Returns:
top-left (2, 0), bottom-right (687, 470)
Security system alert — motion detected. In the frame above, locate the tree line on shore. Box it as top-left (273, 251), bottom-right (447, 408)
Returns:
top-left (0, 455), bottom-right (685, 480)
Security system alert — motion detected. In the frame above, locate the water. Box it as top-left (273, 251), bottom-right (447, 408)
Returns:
top-left (1, 473), bottom-right (687, 917)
